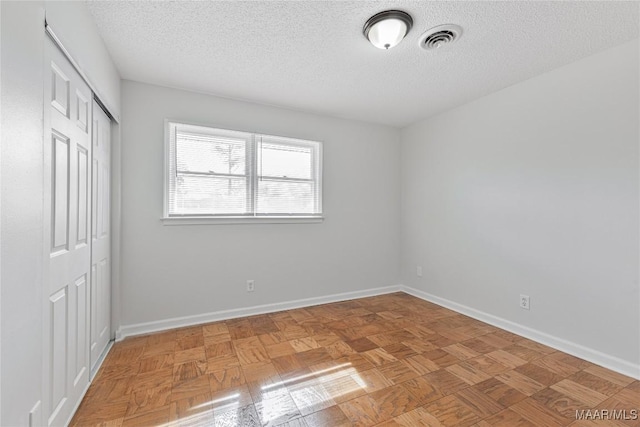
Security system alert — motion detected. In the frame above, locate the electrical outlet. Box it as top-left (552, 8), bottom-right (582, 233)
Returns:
top-left (520, 294), bottom-right (530, 310)
top-left (417, 266), bottom-right (423, 277)
top-left (247, 280), bottom-right (255, 292)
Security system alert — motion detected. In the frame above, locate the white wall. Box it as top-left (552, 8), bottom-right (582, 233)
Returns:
top-left (400, 40), bottom-right (639, 375)
top-left (119, 80), bottom-right (400, 329)
top-left (0, 2), bottom-right (120, 425)
top-left (1, 3), bottom-right (45, 425)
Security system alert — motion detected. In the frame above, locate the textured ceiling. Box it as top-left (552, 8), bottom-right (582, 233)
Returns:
top-left (86, 1), bottom-right (639, 127)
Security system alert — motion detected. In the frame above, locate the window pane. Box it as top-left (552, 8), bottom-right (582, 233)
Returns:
top-left (173, 174), bottom-right (247, 214)
top-left (257, 180), bottom-right (315, 214)
top-left (177, 132), bottom-right (246, 175)
top-left (260, 142), bottom-right (312, 179)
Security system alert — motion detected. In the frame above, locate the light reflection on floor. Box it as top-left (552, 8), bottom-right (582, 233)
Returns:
top-left (160, 363), bottom-right (365, 426)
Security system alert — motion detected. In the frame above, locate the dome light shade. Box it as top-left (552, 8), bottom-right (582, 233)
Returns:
top-left (363, 10), bottom-right (413, 50)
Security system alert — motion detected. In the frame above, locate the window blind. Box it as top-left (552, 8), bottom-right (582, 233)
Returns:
top-left (167, 122), bottom-right (322, 218)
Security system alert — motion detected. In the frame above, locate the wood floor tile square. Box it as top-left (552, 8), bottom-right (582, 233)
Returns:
top-left (502, 344), bottom-right (547, 362)
top-left (138, 353), bottom-right (174, 375)
top-left (209, 384), bottom-right (254, 410)
top-left (324, 340), bottom-right (357, 358)
top-left (175, 326), bottom-right (203, 338)
top-left (290, 337), bottom-right (321, 352)
top-left (461, 338), bottom-right (498, 354)
top-left (423, 349), bottom-right (462, 368)
top-left (141, 340), bottom-right (175, 357)
top-left (168, 391), bottom-right (214, 425)
top-left (213, 403), bottom-right (261, 427)
top-left (227, 320), bottom-right (255, 340)
top-left (121, 407), bottom-right (170, 427)
top-left (627, 381), bottom-right (640, 393)
top-left (378, 360), bottom-right (420, 384)
top-left (383, 343), bottom-right (419, 360)
top-left (202, 322), bottom-right (228, 336)
top-left (484, 408), bottom-right (537, 427)
top-left (402, 354), bottom-right (440, 376)
top-left (233, 336), bottom-right (269, 365)
top-left (97, 363), bottom-right (139, 382)
top-left (176, 333), bottom-right (204, 351)
top-left (402, 375), bottom-right (445, 405)
top-left (393, 406), bottom-right (445, 426)
top-left (551, 379), bottom-right (610, 406)
top-left (85, 377), bottom-right (131, 403)
top-left (173, 359), bottom-right (207, 382)
top-left (446, 361), bottom-right (492, 385)
top-left (264, 341), bottom-right (297, 359)
top-left (295, 347), bottom-right (333, 367)
top-left (206, 354), bottom-right (241, 372)
top-left (346, 337), bottom-right (379, 352)
top-left (171, 373), bottom-right (212, 402)
top-left (584, 365), bottom-right (636, 387)
top-left (242, 360), bottom-right (281, 384)
top-left (476, 333), bottom-right (514, 350)
top-left (514, 362), bottom-right (565, 386)
top-left (403, 339), bottom-right (438, 354)
top-left (465, 355), bottom-right (511, 376)
top-left (443, 343), bottom-right (481, 361)
top-left (496, 370), bottom-right (545, 396)
top-left (424, 334), bottom-right (457, 348)
top-left (568, 371), bottom-right (624, 397)
top-left (361, 348), bottom-right (398, 367)
top-left (486, 350), bottom-right (528, 369)
top-left (509, 397), bottom-right (567, 427)
top-left (424, 395), bottom-right (481, 427)
top-left (288, 379), bottom-right (336, 416)
top-left (174, 347), bottom-right (206, 364)
top-left (339, 394), bottom-right (387, 427)
top-left (531, 387), bottom-right (591, 419)
top-left (517, 339), bottom-right (556, 356)
top-left (272, 354), bottom-right (304, 376)
top-left (71, 399), bottom-right (129, 426)
top-left (355, 368), bottom-right (394, 392)
top-left (604, 387), bottom-right (640, 408)
top-left (258, 332), bottom-right (287, 346)
top-left (456, 386), bottom-right (505, 418)
top-left (303, 405), bottom-right (350, 427)
top-left (422, 369), bottom-right (470, 396)
top-left (209, 366), bottom-right (246, 392)
top-left (474, 378), bottom-right (528, 407)
top-left (370, 384), bottom-right (422, 419)
top-left (205, 341), bottom-right (235, 359)
top-left (126, 367), bottom-right (173, 394)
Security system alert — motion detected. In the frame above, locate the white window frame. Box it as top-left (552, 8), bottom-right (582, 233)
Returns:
top-left (163, 120), bottom-right (323, 225)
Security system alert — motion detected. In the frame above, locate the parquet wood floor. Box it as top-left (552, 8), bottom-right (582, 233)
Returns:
top-left (70, 293), bottom-right (639, 427)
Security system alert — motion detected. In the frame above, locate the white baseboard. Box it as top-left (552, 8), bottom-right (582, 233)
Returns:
top-left (401, 285), bottom-right (640, 380)
top-left (116, 285), bottom-right (402, 340)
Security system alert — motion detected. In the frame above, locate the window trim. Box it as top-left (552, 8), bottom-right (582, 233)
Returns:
top-left (163, 119), bottom-right (324, 223)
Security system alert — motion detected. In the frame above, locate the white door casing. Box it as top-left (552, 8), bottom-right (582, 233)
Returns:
top-left (90, 100), bottom-right (111, 373)
top-left (43, 36), bottom-right (92, 426)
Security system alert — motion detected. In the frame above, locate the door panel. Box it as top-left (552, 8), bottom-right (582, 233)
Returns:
top-left (44, 37), bottom-right (92, 427)
top-left (90, 100), bottom-right (112, 373)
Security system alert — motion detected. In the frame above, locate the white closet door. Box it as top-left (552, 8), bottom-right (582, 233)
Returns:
top-left (90, 100), bottom-right (112, 373)
top-left (43, 36), bottom-right (92, 427)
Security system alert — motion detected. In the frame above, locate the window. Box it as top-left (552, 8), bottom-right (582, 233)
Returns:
top-left (165, 122), bottom-right (322, 222)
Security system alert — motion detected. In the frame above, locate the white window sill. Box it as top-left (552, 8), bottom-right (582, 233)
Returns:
top-left (161, 216), bottom-right (324, 225)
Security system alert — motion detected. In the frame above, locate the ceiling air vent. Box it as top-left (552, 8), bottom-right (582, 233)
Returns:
top-left (418, 24), bottom-right (462, 50)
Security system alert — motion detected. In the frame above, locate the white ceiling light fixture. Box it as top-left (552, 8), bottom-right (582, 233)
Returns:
top-left (363, 10), bottom-right (413, 50)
